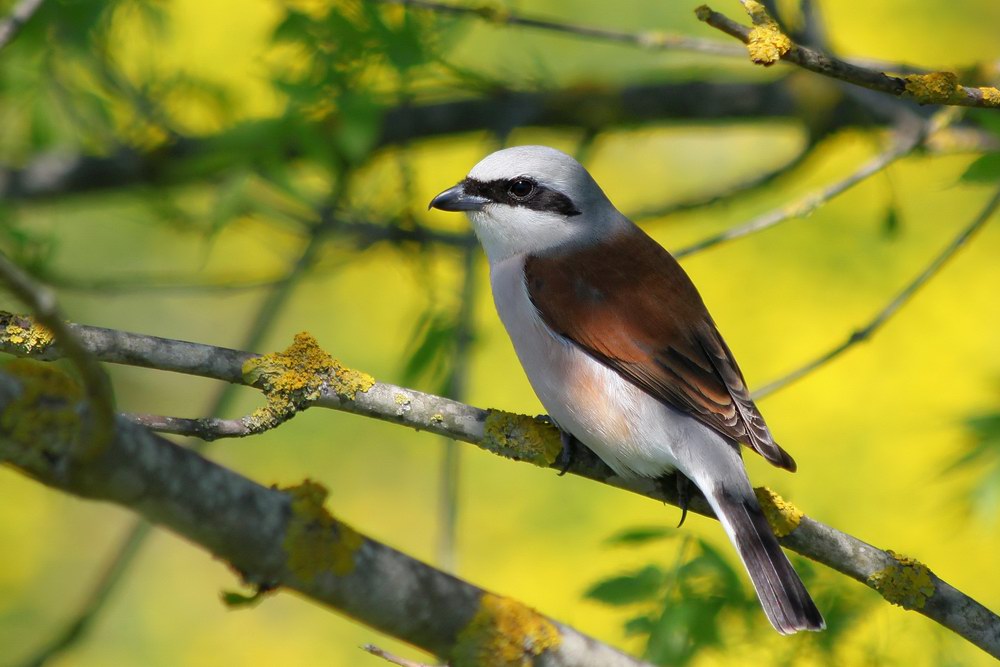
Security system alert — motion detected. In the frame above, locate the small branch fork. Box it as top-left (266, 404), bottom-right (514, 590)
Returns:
top-left (0, 254), bottom-right (115, 453)
top-left (381, 0), bottom-right (999, 109)
top-left (0, 373), bottom-right (649, 667)
top-left (697, 3), bottom-right (1000, 109)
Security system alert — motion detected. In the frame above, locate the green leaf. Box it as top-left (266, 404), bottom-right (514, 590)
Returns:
top-left (960, 152), bottom-right (1000, 182)
top-left (604, 526), bottom-right (674, 546)
top-left (584, 565), bottom-right (665, 606)
top-left (220, 589), bottom-right (267, 609)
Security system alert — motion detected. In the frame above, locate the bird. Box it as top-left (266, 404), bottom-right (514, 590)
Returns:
top-left (429, 145), bottom-right (824, 634)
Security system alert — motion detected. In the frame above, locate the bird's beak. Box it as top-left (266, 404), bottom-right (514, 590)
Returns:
top-left (428, 182), bottom-right (489, 212)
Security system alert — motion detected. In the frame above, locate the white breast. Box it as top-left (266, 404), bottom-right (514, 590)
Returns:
top-left (489, 255), bottom-right (730, 480)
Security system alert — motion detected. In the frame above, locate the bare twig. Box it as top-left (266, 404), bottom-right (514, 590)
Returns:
top-left (631, 136), bottom-right (817, 223)
top-left (123, 413), bottom-right (256, 441)
top-left (754, 184), bottom-right (1000, 399)
top-left (380, 0), bottom-right (743, 57)
top-left (363, 644), bottom-right (442, 667)
top-left (674, 116), bottom-right (929, 258)
top-left (0, 0), bottom-right (45, 52)
top-left (696, 4), bottom-right (1000, 109)
top-left (2, 318), bottom-right (999, 657)
top-left (0, 255), bottom-right (115, 452)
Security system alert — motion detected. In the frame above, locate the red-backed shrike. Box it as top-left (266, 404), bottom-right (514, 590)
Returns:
top-left (430, 145), bottom-right (823, 634)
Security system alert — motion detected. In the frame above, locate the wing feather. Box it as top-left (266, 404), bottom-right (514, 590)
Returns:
top-left (524, 227), bottom-right (796, 471)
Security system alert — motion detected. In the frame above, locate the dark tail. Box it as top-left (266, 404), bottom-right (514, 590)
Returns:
top-left (710, 488), bottom-right (825, 634)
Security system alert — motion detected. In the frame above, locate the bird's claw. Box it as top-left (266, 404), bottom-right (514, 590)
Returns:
top-left (556, 428), bottom-right (578, 476)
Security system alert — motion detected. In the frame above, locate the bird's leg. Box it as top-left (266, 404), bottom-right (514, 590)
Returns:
top-left (656, 471), bottom-right (693, 527)
top-left (556, 426), bottom-right (579, 476)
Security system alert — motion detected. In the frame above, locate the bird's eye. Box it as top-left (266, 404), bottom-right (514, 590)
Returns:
top-left (507, 178), bottom-right (535, 200)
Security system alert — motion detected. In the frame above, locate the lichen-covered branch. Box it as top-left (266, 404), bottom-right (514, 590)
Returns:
top-left (0, 367), bottom-right (648, 667)
top-left (696, 4), bottom-right (1000, 109)
top-left (0, 256), bottom-right (115, 454)
top-left (0, 313), bottom-right (998, 657)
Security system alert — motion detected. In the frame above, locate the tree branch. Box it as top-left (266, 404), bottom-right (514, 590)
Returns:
top-left (754, 184), bottom-right (1000, 398)
top-left (1, 313), bottom-right (998, 657)
top-left (673, 112), bottom-right (933, 258)
top-left (696, 4), bottom-right (1000, 109)
top-left (0, 369), bottom-right (649, 667)
top-left (0, 81), bottom-right (864, 201)
top-left (380, 0), bottom-right (744, 57)
top-left (0, 255), bottom-right (115, 453)
top-left (0, 0), bottom-right (45, 52)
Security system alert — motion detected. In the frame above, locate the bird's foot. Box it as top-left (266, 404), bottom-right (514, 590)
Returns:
top-left (556, 428), bottom-right (579, 476)
top-left (657, 472), bottom-right (692, 527)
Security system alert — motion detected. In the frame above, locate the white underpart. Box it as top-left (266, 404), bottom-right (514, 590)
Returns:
top-left (490, 254), bottom-right (751, 491)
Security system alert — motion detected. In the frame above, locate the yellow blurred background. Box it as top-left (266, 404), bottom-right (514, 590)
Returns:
top-left (2, 1), bottom-right (999, 666)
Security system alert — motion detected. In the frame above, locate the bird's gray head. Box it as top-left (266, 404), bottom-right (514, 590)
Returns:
top-left (429, 145), bottom-right (624, 262)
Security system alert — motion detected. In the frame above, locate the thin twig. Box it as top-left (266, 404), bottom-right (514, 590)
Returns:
top-left (381, 0), bottom-right (743, 57)
top-left (0, 255), bottom-right (115, 452)
top-left (674, 117), bottom-right (929, 258)
top-left (123, 413), bottom-right (256, 441)
top-left (696, 4), bottom-right (1000, 109)
top-left (754, 184), bottom-right (1000, 399)
top-left (631, 136), bottom-right (818, 223)
top-left (0, 0), bottom-right (45, 52)
top-left (362, 644), bottom-right (442, 667)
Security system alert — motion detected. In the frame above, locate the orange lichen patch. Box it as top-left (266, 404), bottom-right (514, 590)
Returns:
top-left (867, 550), bottom-right (936, 610)
top-left (451, 593), bottom-right (561, 667)
top-left (0, 359), bottom-right (82, 468)
top-left (0, 313), bottom-right (54, 354)
top-left (480, 411), bottom-right (562, 468)
top-left (904, 72), bottom-right (965, 105)
top-left (754, 486), bottom-right (803, 537)
top-left (241, 333), bottom-right (374, 432)
top-left (743, 0), bottom-right (791, 65)
top-left (282, 480), bottom-right (363, 582)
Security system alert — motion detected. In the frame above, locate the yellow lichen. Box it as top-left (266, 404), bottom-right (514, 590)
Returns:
top-left (0, 359), bottom-right (82, 467)
top-left (976, 86), bottom-right (1000, 107)
top-left (431, 413), bottom-right (444, 425)
top-left (904, 72), bottom-right (966, 105)
top-left (451, 593), bottom-right (561, 667)
top-left (480, 411), bottom-right (562, 468)
top-left (241, 333), bottom-right (374, 432)
top-left (0, 314), bottom-right (55, 354)
top-left (754, 486), bottom-right (803, 538)
top-left (743, 0), bottom-right (791, 65)
top-left (282, 480), bottom-right (363, 582)
top-left (867, 550), bottom-right (935, 610)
